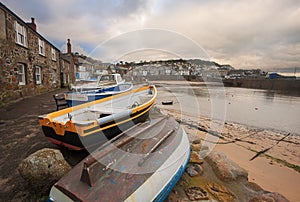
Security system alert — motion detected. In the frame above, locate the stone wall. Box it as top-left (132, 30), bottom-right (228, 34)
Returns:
top-left (223, 78), bottom-right (300, 92)
top-left (0, 6), bottom-right (61, 105)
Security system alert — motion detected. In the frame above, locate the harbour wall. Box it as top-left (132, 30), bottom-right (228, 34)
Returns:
top-left (125, 75), bottom-right (300, 92)
top-left (222, 78), bottom-right (300, 92)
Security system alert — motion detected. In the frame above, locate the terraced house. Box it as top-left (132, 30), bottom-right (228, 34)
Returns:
top-left (0, 3), bottom-right (61, 104)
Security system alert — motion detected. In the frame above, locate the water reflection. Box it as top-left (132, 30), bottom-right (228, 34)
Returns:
top-left (263, 90), bottom-right (275, 102)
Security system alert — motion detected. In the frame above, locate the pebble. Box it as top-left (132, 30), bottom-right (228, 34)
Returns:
top-left (186, 163), bottom-right (203, 177)
top-left (185, 186), bottom-right (209, 201)
top-left (189, 151), bottom-right (203, 164)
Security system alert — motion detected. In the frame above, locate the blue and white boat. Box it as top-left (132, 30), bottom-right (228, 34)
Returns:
top-left (69, 74), bottom-right (126, 92)
top-left (65, 74), bottom-right (133, 106)
top-left (47, 113), bottom-right (190, 202)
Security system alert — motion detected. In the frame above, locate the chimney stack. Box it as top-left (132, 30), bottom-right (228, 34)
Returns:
top-left (67, 38), bottom-right (72, 54)
top-left (27, 17), bottom-right (37, 31)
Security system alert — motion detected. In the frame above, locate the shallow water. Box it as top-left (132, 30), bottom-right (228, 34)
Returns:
top-left (156, 82), bottom-right (300, 135)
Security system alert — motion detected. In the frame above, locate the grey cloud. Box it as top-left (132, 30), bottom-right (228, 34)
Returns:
top-left (2, 0), bottom-right (52, 22)
top-left (90, 29), bottom-right (210, 62)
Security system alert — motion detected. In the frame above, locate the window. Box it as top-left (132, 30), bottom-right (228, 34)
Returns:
top-left (35, 66), bottom-right (42, 84)
top-left (15, 21), bottom-right (27, 47)
top-left (52, 69), bottom-right (57, 83)
top-left (17, 63), bottom-right (26, 85)
top-left (38, 39), bottom-right (45, 56)
top-left (63, 73), bottom-right (66, 84)
top-left (51, 47), bottom-right (56, 61)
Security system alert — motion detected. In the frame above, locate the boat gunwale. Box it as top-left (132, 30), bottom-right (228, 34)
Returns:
top-left (44, 85), bottom-right (156, 122)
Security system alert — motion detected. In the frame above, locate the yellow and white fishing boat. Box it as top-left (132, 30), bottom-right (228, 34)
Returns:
top-left (38, 85), bottom-right (157, 150)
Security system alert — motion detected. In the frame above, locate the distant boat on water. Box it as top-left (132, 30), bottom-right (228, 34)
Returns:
top-left (46, 113), bottom-right (190, 202)
top-left (39, 85), bottom-right (157, 150)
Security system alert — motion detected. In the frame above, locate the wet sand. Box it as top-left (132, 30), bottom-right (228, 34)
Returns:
top-left (154, 81), bottom-right (300, 201)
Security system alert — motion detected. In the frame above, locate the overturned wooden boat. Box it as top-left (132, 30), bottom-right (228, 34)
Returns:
top-left (65, 82), bottom-right (133, 107)
top-left (47, 114), bottom-right (190, 202)
top-left (39, 85), bottom-right (157, 150)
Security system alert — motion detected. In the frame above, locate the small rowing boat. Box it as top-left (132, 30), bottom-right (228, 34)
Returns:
top-left (69, 74), bottom-right (126, 92)
top-left (65, 82), bottom-right (133, 107)
top-left (66, 74), bottom-right (133, 106)
top-left (47, 113), bottom-right (190, 202)
top-left (39, 85), bottom-right (157, 150)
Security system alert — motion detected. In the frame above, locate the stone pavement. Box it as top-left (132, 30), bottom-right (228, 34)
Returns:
top-left (0, 88), bottom-right (88, 201)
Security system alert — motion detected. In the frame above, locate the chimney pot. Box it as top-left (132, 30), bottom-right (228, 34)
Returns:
top-left (27, 17), bottom-right (37, 31)
top-left (67, 38), bottom-right (72, 54)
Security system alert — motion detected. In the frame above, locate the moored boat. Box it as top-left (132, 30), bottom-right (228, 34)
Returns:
top-left (47, 113), bottom-right (190, 202)
top-left (65, 82), bottom-right (133, 106)
top-left (39, 85), bottom-right (157, 150)
top-left (69, 74), bottom-right (126, 92)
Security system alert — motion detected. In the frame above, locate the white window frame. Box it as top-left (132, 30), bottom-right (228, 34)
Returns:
top-left (14, 21), bottom-right (27, 47)
top-left (51, 47), bottom-right (56, 61)
top-left (35, 66), bottom-right (42, 84)
top-left (17, 63), bottom-right (26, 85)
top-left (38, 39), bottom-right (45, 56)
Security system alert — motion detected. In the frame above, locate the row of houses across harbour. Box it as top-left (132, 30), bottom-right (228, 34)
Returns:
top-left (119, 61), bottom-right (264, 81)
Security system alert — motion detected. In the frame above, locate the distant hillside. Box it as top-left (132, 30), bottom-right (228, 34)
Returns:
top-left (128, 58), bottom-right (235, 70)
top-left (85, 56), bottom-right (102, 65)
top-left (187, 59), bottom-right (234, 69)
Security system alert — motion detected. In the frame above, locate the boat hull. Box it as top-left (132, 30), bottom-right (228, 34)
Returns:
top-left (47, 114), bottom-right (190, 202)
top-left (127, 130), bottom-right (190, 202)
top-left (41, 105), bottom-right (152, 150)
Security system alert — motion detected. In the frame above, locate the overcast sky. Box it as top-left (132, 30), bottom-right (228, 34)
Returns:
top-left (2, 0), bottom-right (300, 69)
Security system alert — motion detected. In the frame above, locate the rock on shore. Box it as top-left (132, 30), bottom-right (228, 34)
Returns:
top-left (205, 151), bottom-right (248, 182)
top-left (167, 147), bottom-right (289, 202)
top-left (18, 148), bottom-right (71, 193)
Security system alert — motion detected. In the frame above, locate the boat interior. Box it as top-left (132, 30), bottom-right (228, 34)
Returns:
top-left (52, 88), bottom-right (154, 125)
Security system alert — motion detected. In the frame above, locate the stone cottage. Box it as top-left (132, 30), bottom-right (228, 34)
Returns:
top-left (0, 2), bottom-right (61, 104)
top-left (60, 39), bottom-right (77, 88)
